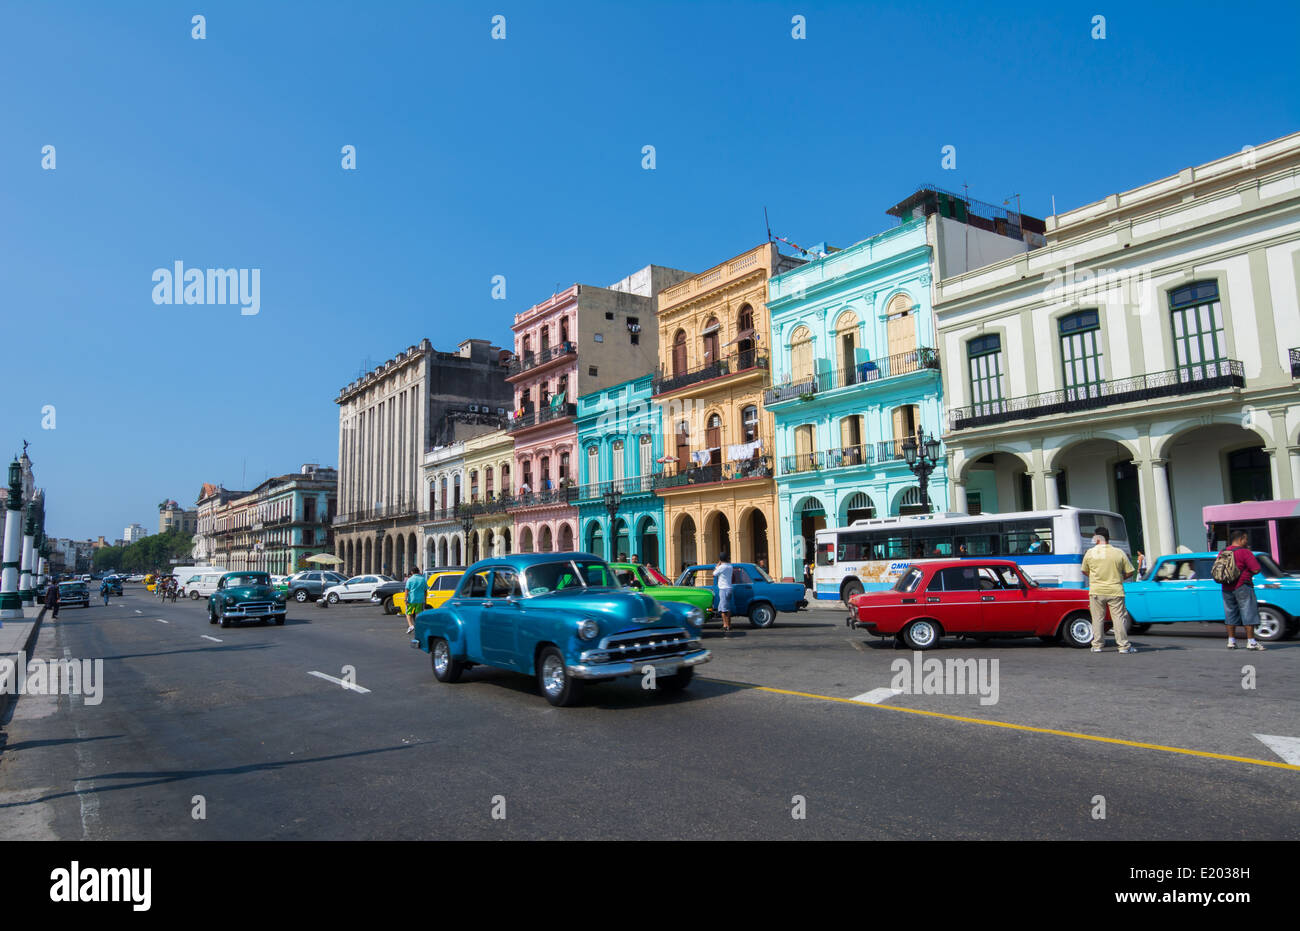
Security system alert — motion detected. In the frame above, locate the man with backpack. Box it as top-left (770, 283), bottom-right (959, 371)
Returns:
top-left (1213, 530), bottom-right (1265, 650)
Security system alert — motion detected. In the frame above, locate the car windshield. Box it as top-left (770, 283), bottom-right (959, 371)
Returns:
top-left (644, 566), bottom-right (672, 586)
top-left (524, 559), bottom-right (617, 594)
top-left (60, 582), bottom-right (87, 592)
top-left (226, 573), bottom-right (269, 587)
top-left (750, 564), bottom-right (775, 583)
top-left (893, 568), bottom-right (923, 593)
top-left (1256, 553), bottom-right (1286, 578)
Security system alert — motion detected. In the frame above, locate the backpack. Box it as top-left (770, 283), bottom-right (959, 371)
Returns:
top-left (1211, 548), bottom-right (1241, 585)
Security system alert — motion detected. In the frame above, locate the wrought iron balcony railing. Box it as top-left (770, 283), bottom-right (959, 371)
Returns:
top-left (508, 401), bottom-right (577, 432)
top-left (1291, 348), bottom-right (1299, 379)
top-left (652, 351), bottom-right (768, 396)
top-left (574, 475), bottom-right (656, 502)
top-left (505, 486), bottom-right (578, 509)
top-left (652, 455), bottom-right (774, 489)
top-left (780, 451), bottom-right (824, 475)
top-left (765, 348), bottom-right (939, 405)
top-left (507, 341), bottom-right (577, 377)
top-left (947, 359), bottom-right (1246, 431)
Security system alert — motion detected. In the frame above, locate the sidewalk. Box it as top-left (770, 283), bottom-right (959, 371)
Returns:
top-left (0, 606), bottom-right (45, 721)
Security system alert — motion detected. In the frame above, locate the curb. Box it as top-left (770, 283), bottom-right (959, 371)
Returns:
top-left (0, 614), bottom-right (45, 724)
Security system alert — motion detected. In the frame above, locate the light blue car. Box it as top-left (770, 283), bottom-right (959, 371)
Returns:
top-left (411, 552), bottom-right (711, 706)
top-left (1124, 551), bottom-right (1298, 641)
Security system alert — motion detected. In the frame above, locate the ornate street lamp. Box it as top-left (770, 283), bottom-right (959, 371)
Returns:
top-left (602, 484), bottom-right (622, 560)
top-left (460, 506), bottom-right (475, 564)
top-left (902, 433), bottom-right (942, 512)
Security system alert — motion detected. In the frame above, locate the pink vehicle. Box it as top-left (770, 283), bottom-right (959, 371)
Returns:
top-left (1204, 500), bottom-right (1300, 574)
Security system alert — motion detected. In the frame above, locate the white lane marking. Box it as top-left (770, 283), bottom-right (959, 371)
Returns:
top-left (307, 670), bottom-right (371, 694)
top-left (851, 687), bottom-right (905, 704)
top-left (64, 647), bottom-right (100, 839)
top-left (155, 618), bottom-right (169, 624)
top-left (134, 610), bottom-right (142, 614)
top-left (201, 635), bottom-right (222, 643)
top-left (1254, 733), bottom-right (1300, 766)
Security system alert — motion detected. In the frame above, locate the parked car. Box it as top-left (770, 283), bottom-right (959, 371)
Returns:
top-left (675, 562), bottom-right (808, 628)
top-left (412, 553), bottom-right (711, 706)
top-left (849, 559), bottom-right (1094, 649)
top-left (385, 570), bottom-right (465, 614)
top-left (1124, 551), bottom-right (1298, 641)
top-left (58, 581), bottom-right (91, 609)
top-left (286, 570), bottom-right (347, 603)
top-left (323, 574), bottom-right (395, 604)
top-left (207, 571), bottom-right (287, 627)
top-left (103, 577), bottom-right (124, 596)
top-left (609, 562), bottom-right (714, 614)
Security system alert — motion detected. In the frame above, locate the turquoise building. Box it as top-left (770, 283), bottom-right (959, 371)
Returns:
top-left (766, 217), bottom-right (948, 597)
top-left (574, 374), bottom-right (666, 568)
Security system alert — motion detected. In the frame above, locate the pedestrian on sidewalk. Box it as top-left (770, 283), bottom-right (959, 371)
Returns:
top-left (1080, 526), bottom-right (1137, 653)
top-left (1213, 530), bottom-right (1265, 650)
top-left (100, 578), bottom-right (111, 606)
top-left (37, 579), bottom-right (60, 621)
top-left (404, 566), bottom-right (427, 635)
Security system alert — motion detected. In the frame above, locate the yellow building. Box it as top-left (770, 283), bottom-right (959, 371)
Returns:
top-left (651, 243), bottom-right (805, 579)
top-left (461, 428), bottom-right (516, 562)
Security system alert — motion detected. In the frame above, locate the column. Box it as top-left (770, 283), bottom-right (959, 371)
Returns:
top-left (1042, 470), bottom-right (1060, 511)
top-left (20, 528), bottom-right (34, 607)
top-left (1151, 458), bottom-right (1176, 556)
top-left (951, 480), bottom-right (968, 515)
top-left (0, 461), bottom-right (24, 620)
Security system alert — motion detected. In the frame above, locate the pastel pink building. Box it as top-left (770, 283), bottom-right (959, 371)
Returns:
top-left (507, 266), bottom-right (691, 552)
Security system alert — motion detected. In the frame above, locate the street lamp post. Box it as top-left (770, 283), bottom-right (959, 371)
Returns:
top-left (902, 433), bottom-right (942, 512)
top-left (460, 506), bottom-right (475, 565)
top-left (602, 484), bottom-right (622, 561)
top-left (1, 458), bottom-right (25, 620)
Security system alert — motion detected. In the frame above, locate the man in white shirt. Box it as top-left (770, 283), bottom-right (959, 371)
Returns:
top-left (716, 552), bottom-right (734, 633)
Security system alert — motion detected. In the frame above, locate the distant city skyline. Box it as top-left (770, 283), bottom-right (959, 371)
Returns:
top-left (3, 1), bottom-right (1297, 539)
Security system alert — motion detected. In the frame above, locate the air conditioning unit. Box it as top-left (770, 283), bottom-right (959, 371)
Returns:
top-left (469, 404), bottom-right (479, 412)
top-left (496, 407), bottom-right (506, 415)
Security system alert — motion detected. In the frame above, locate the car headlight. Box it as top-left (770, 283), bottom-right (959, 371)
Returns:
top-left (578, 618), bottom-right (600, 640)
top-left (686, 607), bottom-right (703, 628)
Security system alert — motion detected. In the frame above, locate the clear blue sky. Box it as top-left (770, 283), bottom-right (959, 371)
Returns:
top-left (2, 1), bottom-right (1297, 540)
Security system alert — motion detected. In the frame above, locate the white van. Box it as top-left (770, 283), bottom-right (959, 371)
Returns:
top-left (181, 570), bottom-right (225, 600)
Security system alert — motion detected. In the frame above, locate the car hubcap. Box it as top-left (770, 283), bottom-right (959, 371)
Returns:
top-left (1257, 611), bottom-right (1281, 639)
top-left (1071, 619), bottom-right (1091, 644)
top-left (542, 655), bottom-right (566, 696)
top-left (913, 622), bottom-right (935, 647)
top-left (434, 642), bottom-right (448, 675)
top-left (296, 591), bottom-right (307, 602)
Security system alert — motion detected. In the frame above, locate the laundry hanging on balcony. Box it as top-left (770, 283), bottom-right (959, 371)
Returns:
top-left (727, 439), bottom-right (763, 461)
top-left (690, 450), bottom-right (712, 466)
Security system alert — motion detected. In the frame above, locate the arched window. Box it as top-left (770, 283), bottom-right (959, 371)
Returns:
top-left (560, 317), bottom-right (570, 347)
top-left (673, 329), bottom-right (688, 375)
top-left (1169, 280), bottom-right (1225, 379)
top-left (469, 469), bottom-right (479, 502)
top-left (835, 310), bottom-right (860, 384)
top-left (886, 293), bottom-right (917, 363)
top-left (789, 325), bottom-right (814, 382)
top-left (702, 317), bottom-right (721, 364)
top-left (587, 445), bottom-right (600, 484)
top-left (485, 466), bottom-right (494, 498)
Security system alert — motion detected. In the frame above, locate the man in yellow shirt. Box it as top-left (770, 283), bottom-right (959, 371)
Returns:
top-left (1080, 526), bottom-right (1137, 653)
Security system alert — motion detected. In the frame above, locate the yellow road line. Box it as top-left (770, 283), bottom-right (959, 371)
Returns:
top-left (705, 678), bottom-right (1300, 773)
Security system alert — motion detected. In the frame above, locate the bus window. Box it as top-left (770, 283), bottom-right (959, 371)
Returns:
top-left (883, 534), bottom-right (912, 559)
top-left (1005, 520), bottom-right (1053, 555)
top-left (1078, 512), bottom-right (1127, 546)
top-left (914, 531), bottom-right (954, 557)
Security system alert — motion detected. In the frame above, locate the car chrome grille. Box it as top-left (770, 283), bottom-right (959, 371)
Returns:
top-left (236, 601), bottom-right (275, 613)
top-left (600, 627), bottom-right (693, 660)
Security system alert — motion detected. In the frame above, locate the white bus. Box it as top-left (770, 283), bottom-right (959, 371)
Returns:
top-left (814, 506), bottom-right (1130, 606)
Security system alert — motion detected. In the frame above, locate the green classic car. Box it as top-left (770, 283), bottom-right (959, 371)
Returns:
top-left (207, 571), bottom-right (287, 627)
top-left (609, 562), bottom-right (715, 614)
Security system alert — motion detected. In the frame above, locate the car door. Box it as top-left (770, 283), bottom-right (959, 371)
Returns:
top-left (978, 566), bottom-right (1036, 633)
top-left (924, 566), bottom-right (984, 633)
top-left (1143, 559), bottom-right (1205, 621)
top-left (446, 570), bottom-right (491, 662)
top-left (480, 568), bottom-right (522, 667)
top-left (729, 566), bottom-right (755, 615)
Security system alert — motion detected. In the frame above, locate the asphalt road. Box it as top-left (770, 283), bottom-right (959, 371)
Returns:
top-left (1, 585), bottom-right (1297, 839)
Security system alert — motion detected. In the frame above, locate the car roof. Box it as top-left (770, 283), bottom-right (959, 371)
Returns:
top-left (915, 559), bottom-right (1020, 570)
top-left (464, 552), bottom-right (604, 572)
top-left (1155, 551), bottom-right (1264, 559)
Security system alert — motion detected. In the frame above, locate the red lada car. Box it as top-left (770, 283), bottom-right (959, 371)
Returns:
top-left (848, 560), bottom-right (1095, 650)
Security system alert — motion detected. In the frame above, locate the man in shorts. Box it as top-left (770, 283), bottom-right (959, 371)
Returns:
top-left (716, 552), bottom-right (734, 633)
top-left (404, 567), bottom-right (427, 635)
top-left (1220, 530), bottom-right (1265, 650)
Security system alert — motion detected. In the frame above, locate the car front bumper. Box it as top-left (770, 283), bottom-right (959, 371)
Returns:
top-left (567, 648), bottom-right (712, 680)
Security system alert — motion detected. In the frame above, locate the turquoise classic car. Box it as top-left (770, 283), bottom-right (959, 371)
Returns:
top-left (1124, 551), bottom-right (1298, 641)
top-left (207, 571), bottom-right (288, 628)
top-left (411, 552), bottom-right (711, 706)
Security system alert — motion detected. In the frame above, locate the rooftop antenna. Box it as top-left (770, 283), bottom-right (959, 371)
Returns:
top-left (764, 206), bottom-right (773, 244)
top-left (1051, 194), bottom-right (1057, 217)
top-left (1002, 193), bottom-right (1022, 216)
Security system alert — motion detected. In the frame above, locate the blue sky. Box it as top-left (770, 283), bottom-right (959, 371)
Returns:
top-left (2, 0), bottom-right (1297, 540)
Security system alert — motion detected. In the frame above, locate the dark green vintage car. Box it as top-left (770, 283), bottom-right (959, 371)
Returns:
top-left (208, 571), bottom-right (287, 627)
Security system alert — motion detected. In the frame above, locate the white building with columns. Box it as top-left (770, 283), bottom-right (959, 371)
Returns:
top-left (934, 131), bottom-right (1300, 558)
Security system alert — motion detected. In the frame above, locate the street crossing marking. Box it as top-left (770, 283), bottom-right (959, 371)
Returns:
top-left (307, 670), bottom-right (370, 694)
top-left (201, 635), bottom-right (222, 643)
top-left (851, 688), bottom-right (904, 704)
top-left (1254, 734), bottom-right (1300, 766)
top-left (135, 610), bottom-right (142, 614)
top-left (702, 677), bottom-right (1300, 773)
top-left (155, 618), bottom-right (169, 624)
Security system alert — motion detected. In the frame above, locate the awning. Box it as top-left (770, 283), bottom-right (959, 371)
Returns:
top-left (724, 327), bottom-right (756, 347)
top-left (701, 321), bottom-right (721, 335)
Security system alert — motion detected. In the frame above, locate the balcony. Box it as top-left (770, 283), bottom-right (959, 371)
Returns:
top-left (876, 436), bottom-right (941, 462)
top-left (652, 455), bottom-right (774, 490)
top-left (508, 401), bottom-right (577, 433)
top-left (574, 475), bottom-right (656, 502)
top-left (1291, 348), bottom-right (1299, 378)
top-left (764, 348), bottom-right (939, 406)
top-left (947, 359), bottom-right (1246, 431)
top-left (780, 444), bottom-right (875, 476)
top-left (652, 350), bottom-right (768, 396)
top-left (505, 486), bottom-right (578, 510)
top-left (507, 341), bottom-right (577, 379)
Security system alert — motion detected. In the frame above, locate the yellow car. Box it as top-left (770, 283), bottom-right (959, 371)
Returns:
top-left (145, 574), bottom-right (157, 592)
top-left (390, 570), bottom-right (464, 613)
